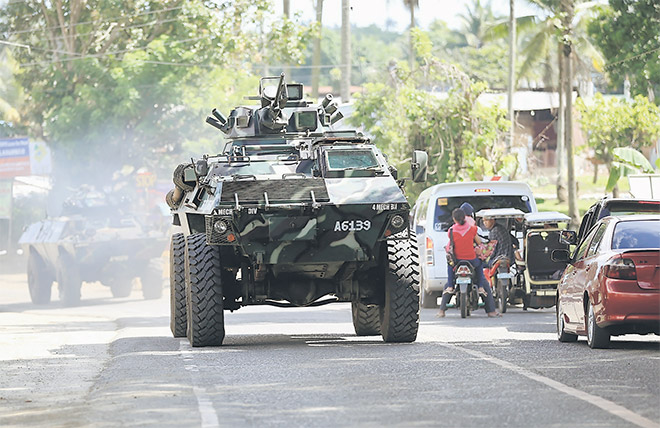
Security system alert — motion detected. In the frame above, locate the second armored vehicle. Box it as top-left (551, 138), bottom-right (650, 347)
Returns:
top-left (167, 74), bottom-right (427, 346)
top-left (19, 187), bottom-right (168, 305)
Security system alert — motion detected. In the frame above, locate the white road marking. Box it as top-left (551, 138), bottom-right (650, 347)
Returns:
top-left (179, 341), bottom-right (220, 428)
top-left (446, 343), bottom-right (658, 428)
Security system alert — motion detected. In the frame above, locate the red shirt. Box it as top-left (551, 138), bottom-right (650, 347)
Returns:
top-left (449, 224), bottom-right (477, 260)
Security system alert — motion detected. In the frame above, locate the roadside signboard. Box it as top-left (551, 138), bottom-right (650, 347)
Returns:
top-left (0, 138), bottom-right (30, 178)
top-left (0, 138), bottom-right (52, 178)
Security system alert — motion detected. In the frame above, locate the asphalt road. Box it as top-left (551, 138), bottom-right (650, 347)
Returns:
top-left (1, 269), bottom-right (658, 428)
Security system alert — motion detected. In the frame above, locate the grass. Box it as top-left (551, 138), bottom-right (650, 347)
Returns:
top-left (528, 172), bottom-right (631, 217)
top-left (534, 197), bottom-right (595, 217)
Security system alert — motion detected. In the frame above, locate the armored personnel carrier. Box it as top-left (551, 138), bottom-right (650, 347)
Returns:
top-left (167, 74), bottom-right (427, 346)
top-left (19, 186), bottom-right (168, 305)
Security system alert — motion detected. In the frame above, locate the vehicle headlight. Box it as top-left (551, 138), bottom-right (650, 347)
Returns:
top-left (213, 220), bottom-right (228, 234)
top-left (390, 214), bottom-right (405, 229)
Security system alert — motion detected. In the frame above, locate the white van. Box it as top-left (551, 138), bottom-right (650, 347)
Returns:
top-left (411, 181), bottom-right (537, 308)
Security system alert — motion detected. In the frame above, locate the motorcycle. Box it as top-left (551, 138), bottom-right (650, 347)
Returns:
top-left (453, 261), bottom-right (481, 318)
top-left (488, 256), bottom-right (513, 314)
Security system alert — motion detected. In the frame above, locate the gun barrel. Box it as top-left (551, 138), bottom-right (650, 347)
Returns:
top-left (271, 73), bottom-right (286, 111)
top-left (206, 116), bottom-right (225, 131)
top-left (212, 108), bottom-right (227, 125)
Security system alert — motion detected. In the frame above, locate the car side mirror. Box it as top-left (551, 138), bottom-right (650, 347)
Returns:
top-left (411, 150), bottom-right (428, 183)
top-left (551, 249), bottom-right (571, 263)
top-left (559, 230), bottom-right (577, 245)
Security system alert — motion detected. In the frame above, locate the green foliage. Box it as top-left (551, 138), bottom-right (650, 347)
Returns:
top-left (350, 31), bottom-right (512, 202)
top-left (588, 0), bottom-right (660, 102)
top-left (292, 24), bottom-right (403, 89)
top-left (576, 93), bottom-right (660, 191)
top-left (606, 147), bottom-right (656, 191)
top-left (0, 0), bottom-right (312, 183)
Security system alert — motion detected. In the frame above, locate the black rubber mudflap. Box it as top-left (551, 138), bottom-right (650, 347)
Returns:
top-left (352, 300), bottom-right (381, 336)
top-left (185, 233), bottom-right (225, 347)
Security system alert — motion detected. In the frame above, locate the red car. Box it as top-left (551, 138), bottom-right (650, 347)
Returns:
top-left (554, 215), bottom-right (660, 348)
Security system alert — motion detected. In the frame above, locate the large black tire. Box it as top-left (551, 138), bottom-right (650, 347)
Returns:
top-left (460, 292), bottom-right (468, 318)
top-left (56, 251), bottom-right (81, 306)
top-left (556, 299), bottom-right (577, 342)
top-left (586, 299), bottom-right (610, 349)
top-left (27, 251), bottom-right (53, 304)
top-left (351, 300), bottom-right (381, 336)
top-left (110, 280), bottom-right (133, 298)
top-left (141, 259), bottom-right (164, 300)
top-left (170, 233), bottom-right (187, 338)
top-left (379, 234), bottom-right (420, 343)
top-left (186, 233), bottom-right (225, 347)
top-left (496, 279), bottom-right (508, 314)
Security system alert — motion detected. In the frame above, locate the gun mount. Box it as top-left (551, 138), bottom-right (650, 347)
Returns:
top-left (205, 73), bottom-right (344, 139)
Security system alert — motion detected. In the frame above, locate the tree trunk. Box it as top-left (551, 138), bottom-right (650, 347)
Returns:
top-left (556, 43), bottom-right (567, 202)
top-left (340, 0), bottom-right (351, 102)
top-left (593, 162), bottom-right (598, 184)
top-left (563, 0), bottom-right (579, 227)
top-left (507, 0), bottom-right (516, 152)
top-left (409, 5), bottom-right (415, 71)
top-left (311, 0), bottom-right (324, 99)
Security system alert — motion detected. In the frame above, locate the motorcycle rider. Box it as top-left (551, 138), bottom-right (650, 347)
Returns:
top-left (437, 208), bottom-right (501, 318)
top-left (482, 216), bottom-right (516, 274)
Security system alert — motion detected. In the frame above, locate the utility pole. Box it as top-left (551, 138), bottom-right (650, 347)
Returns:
top-left (312, 0), bottom-right (324, 99)
top-left (283, 0), bottom-right (291, 79)
top-left (507, 0), bottom-right (516, 152)
top-left (340, 0), bottom-right (351, 103)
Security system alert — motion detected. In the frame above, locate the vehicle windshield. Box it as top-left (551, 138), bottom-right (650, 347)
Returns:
top-left (611, 220), bottom-right (660, 249)
top-left (599, 201), bottom-right (660, 219)
top-left (326, 150), bottom-right (379, 170)
top-left (433, 195), bottom-right (532, 231)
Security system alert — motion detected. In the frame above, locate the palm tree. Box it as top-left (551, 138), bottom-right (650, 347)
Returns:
top-left (519, 0), bottom-right (602, 218)
top-left (457, 0), bottom-right (498, 48)
top-left (403, 0), bottom-right (419, 71)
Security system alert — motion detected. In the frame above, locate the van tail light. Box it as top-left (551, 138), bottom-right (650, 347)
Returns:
top-left (426, 237), bottom-right (434, 265)
top-left (604, 256), bottom-right (637, 280)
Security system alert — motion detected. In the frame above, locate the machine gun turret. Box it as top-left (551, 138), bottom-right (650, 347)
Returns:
top-left (205, 73), bottom-right (343, 138)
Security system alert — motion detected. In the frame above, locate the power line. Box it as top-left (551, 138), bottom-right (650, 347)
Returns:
top-left (18, 35), bottom-right (210, 67)
top-left (3, 4), bottom-right (186, 36)
top-left (603, 45), bottom-right (660, 70)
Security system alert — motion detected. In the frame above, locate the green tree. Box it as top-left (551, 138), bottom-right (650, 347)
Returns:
top-left (588, 0), bottom-right (660, 103)
top-left (350, 30), bottom-right (513, 200)
top-left (0, 47), bottom-right (26, 137)
top-left (576, 93), bottom-right (660, 195)
top-left (403, 0), bottom-right (419, 71)
top-left (0, 0), bottom-right (312, 182)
